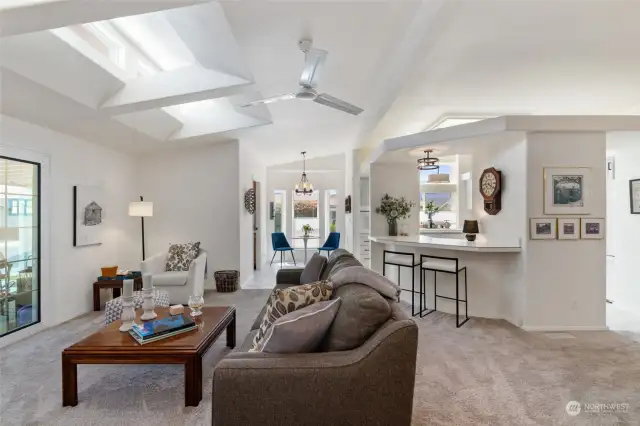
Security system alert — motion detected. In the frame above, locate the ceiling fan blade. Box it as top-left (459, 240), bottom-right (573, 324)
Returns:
top-left (241, 93), bottom-right (296, 107)
top-left (314, 93), bottom-right (364, 115)
top-left (299, 48), bottom-right (327, 88)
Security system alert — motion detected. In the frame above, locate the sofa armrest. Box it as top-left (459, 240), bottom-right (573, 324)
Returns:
top-left (141, 252), bottom-right (165, 275)
top-left (213, 318), bottom-right (418, 426)
top-left (275, 268), bottom-right (303, 285)
top-left (187, 251), bottom-right (207, 296)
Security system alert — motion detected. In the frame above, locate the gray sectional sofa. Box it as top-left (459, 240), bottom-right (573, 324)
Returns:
top-left (212, 249), bottom-right (419, 426)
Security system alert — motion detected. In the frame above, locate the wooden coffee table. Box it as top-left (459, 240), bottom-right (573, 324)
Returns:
top-left (62, 306), bottom-right (236, 407)
top-left (93, 277), bottom-right (143, 311)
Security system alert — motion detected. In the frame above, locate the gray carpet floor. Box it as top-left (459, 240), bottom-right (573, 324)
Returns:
top-left (1, 289), bottom-right (639, 426)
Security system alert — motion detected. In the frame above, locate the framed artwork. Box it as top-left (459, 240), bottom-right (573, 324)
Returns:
top-left (544, 167), bottom-right (591, 214)
top-left (73, 185), bottom-right (104, 247)
top-left (530, 217), bottom-right (557, 240)
top-left (581, 218), bottom-right (605, 239)
top-left (557, 218), bottom-right (580, 240)
top-left (630, 179), bottom-right (640, 214)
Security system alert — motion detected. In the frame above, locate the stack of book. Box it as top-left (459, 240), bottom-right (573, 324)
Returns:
top-left (129, 314), bottom-right (197, 345)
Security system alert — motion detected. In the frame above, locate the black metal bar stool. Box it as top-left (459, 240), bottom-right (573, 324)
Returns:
top-left (382, 250), bottom-right (426, 317)
top-left (419, 254), bottom-right (469, 327)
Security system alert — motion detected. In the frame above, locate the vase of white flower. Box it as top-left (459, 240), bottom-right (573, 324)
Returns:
top-left (375, 193), bottom-right (416, 237)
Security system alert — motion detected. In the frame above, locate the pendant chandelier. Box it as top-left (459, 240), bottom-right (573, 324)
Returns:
top-left (295, 151), bottom-right (314, 195)
top-left (417, 149), bottom-right (440, 172)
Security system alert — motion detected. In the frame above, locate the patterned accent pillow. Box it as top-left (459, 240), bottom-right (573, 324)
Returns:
top-left (165, 242), bottom-right (201, 271)
top-left (251, 281), bottom-right (333, 350)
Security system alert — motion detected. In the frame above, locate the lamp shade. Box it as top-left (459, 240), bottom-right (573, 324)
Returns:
top-left (128, 201), bottom-right (153, 217)
top-left (0, 227), bottom-right (19, 241)
top-left (462, 220), bottom-right (479, 234)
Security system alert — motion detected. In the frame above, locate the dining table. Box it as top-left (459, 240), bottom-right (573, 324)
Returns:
top-left (292, 235), bottom-right (320, 264)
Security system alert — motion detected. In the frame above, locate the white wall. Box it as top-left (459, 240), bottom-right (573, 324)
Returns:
top-left (238, 141), bottom-right (267, 284)
top-left (0, 115), bottom-right (137, 346)
top-left (369, 163), bottom-right (420, 237)
top-left (524, 132), bottom-right (607, 330)
top-left (137, 141), bottom-right (241, 289)
top-left (606, 132), bottom-right (640, 315)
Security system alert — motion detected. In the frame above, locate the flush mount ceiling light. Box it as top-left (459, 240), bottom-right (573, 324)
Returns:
top-left (417, 149), bottom-right (440, 172)
top-left (295, 151), bottom-right (314, 195)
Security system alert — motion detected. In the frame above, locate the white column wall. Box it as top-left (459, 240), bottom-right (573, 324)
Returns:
top-left (524, 132), bottom-right (607, 330)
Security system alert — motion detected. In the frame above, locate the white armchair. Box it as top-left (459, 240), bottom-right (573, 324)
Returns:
top-left (141, 249), bottom-right (207, 304)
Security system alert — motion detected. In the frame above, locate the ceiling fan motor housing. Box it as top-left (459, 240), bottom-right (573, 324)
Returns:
top-left (296, 88), bottom-right (318, 100)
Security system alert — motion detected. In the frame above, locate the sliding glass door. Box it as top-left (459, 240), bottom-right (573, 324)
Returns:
top-left (0, 156), bottom-right (40, 337)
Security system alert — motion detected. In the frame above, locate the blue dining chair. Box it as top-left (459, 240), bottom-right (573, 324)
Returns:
top-left (318, 232), bottom-right (340, 256)
top-left (271, 232), bottom-right (296, 268)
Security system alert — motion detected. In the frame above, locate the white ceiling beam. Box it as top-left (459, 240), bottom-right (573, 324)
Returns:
top-left (0, 0), bottom-right (213, 37)
top-left (99, 66), bottom-right (253, 115)
top-left (113, 109), bottom-right (184, 141)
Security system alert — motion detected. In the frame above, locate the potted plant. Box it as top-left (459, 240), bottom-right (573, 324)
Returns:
top-left (424, 200), bottom-right (448, 229)
top-left (330, 220), bottom-right (337, 233)
top-left (302, 224), bottom-right (313, 236)
top-left (375, 194), bottom-right (416, 236)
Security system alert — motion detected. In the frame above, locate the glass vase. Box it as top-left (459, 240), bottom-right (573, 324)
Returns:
top-left (388, 220), bottom-right (398, 236)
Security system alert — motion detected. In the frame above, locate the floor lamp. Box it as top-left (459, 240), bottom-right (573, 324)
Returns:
top-left (128, 197), bottom-right (153, 261)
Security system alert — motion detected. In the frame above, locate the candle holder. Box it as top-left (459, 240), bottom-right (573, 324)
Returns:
top-left (119, 295), bottom-right (136, 332)
top-left (140, 274), bottom-right (156, 320)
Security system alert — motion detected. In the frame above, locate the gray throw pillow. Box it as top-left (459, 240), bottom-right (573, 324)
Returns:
top-left (252, 298), bottom-right (342, 353)
top-left (331, 266), bottom-right (402, 300)
top-left (300, 253), bottom-right (327, 284)
top-left (320, 284), bottom-right (391, 352)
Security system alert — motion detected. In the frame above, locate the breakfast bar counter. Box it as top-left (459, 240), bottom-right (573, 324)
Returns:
top-left (370, 235), bottom-right (521, 253)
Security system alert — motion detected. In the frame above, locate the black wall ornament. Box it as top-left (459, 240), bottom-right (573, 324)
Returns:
top-left (244, 188), bottom-right (256, 214)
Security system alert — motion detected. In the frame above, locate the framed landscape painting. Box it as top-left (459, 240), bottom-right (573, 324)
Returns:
top-left (580, 218), bottom-right (604, 239)
top-left (544, 167), bottom-right (591, 215)
top-left (557, 218), bottom-right (580, 240)
top-left (530, 218), bottom-right (557, 240)
top-left (631, 179), bottom-right (640, 214)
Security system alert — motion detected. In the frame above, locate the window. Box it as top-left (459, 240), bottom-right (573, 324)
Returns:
top-left (419, 165), bottom-right (458, 229)
top-left (271, 190), bottom-right (285, 233)
top-left (0, 157), bottom-right (40, 338)
top-left (325, 190), bottom-right (338, 236)
top-left (292, 191), bottom-right (319, 249)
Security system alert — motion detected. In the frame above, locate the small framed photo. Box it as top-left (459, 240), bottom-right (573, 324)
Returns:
top-left (580, 218), bottom-right (605, 239)
top-left (530, 218), bottom-right (557, 240)
top-left (630, 179), bottom-right (640, 214)
top-left (544, 167), bottom-right (591, 215)
top-left (557, 218), bottom-right (580, 240)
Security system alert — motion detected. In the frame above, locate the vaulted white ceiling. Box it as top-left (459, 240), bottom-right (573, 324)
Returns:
top-left (1, 0), bottom-right (639, 163)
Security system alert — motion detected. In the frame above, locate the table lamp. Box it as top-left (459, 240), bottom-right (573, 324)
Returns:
top-left (128, 197), bottom-right (153, 260)
top-left (462, 220), bottom-right (479, 242)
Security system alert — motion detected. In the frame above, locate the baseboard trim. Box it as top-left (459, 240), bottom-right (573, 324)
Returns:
top-left (521, 325), bottom-right (610, 332)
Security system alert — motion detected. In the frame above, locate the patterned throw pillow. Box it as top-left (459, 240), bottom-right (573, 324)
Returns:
top-left (165, 242), bottom-right (201, 271)
top-left (251, 281), bottom-right (333, 350)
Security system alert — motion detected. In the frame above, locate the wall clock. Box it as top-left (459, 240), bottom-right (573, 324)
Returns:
top-left (479, 167), bottom-right (502, 215)
top-left (244, 188), bottom-right (256, 214)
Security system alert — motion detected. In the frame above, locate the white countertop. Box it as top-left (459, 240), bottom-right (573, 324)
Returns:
top-left (419, 228), bottom-right (463, 234)
top-left (369, 235), bottom-right (521, 253)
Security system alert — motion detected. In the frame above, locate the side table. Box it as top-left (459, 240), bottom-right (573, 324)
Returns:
top-left (93, 277), bottom-right (143, 311)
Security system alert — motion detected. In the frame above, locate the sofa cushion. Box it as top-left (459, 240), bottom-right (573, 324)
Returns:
top-left (300, 253), bottom-right (327, 284)
top-left (152, 271), bottom-right (188, 287)
top-left (331, 266), bottom-right (402, 300)
top-left (252, 281), bottom-right (333, 350)
top-left (320, 283), bottom-right (392, 352)
top-left (320, 249), bottom-right (361, 281)
top-left (238, 330), bottom-right (258, 352)
top-left (165, 242), bottom-right (200, 271)
top-left (250, 284), bottom-right (298, 331)
top-left (251, 298), bottom-right (341, 353)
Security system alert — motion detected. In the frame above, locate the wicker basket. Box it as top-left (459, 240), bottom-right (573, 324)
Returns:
top-left (214, 270), bottom-right (239, 293)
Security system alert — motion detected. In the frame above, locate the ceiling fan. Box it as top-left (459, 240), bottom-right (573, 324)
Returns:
top-left (241, 40), bottom-right (364, 116)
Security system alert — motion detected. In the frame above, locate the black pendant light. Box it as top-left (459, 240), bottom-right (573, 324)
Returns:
top-left (417, 149), bottom-right (440, 172)
top-left (295, 151), bottom-right (314, 195)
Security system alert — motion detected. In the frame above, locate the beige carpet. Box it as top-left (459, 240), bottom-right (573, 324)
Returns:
top-left (1, 290), bottom-right (639, 425)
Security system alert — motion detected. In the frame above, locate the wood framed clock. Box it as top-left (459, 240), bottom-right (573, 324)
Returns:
top-left (479, 167), bottom-right (502, 215)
